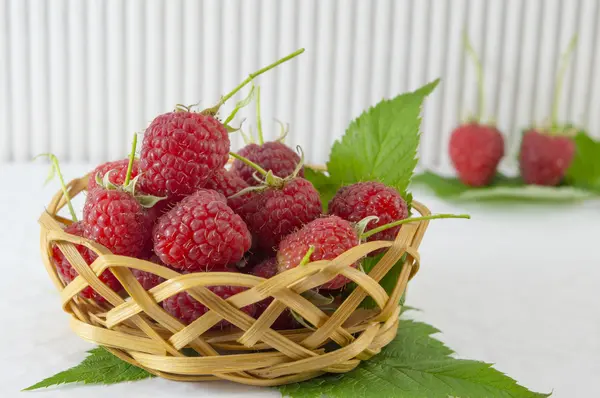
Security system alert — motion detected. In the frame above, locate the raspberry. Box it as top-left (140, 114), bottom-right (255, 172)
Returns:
top-left (277, 216), bottom-right (359, 290)
top-left (203, 168), bottom-right (249, 212)
top-left (83, 188), bottom-right (150, 258)
top-left (328, 182), bottom-right (408, 242)
top-left (162, 284), bottom-right (256, 327)
top-left (236, 177), bottom-right (322, 250)
top-left (139, 111), bottom-right (230, 198)
top-left (251, 256), bottom-right (278, 279)
top-left (232, 141), bottom-right (304, 186)
top-left (52, 222), bottom-right (121, 302)
top-left (153, 189), bottom-right (252, 271)
top-left (132, 256), bottom-right (169, 290)
top-left (87, 158), bottom-right (142, 192)
top-left (245, 257), bottom-right (298, 330)
top-left (449, 123), bottom-right (505, 187)
top-left (519, 129), bottom-right (575, 186)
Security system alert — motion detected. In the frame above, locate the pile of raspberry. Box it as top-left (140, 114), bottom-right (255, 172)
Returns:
top-left (52, 108), bottom-right (409, 332)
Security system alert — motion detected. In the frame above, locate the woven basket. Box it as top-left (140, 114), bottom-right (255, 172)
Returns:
top-left (38, 175), bottom-right (430, 387)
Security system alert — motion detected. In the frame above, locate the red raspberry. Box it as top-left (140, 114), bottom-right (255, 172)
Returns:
top-left (277, 216), bottom-right (359, 290)
top-left (153, 189), bottom-right (252, 271)
top-left (83, 188), bottom-right (150, 258)
top-left (139, 111), bottom-right (230, 198)
top-left (162, 284), bottom-right (256, 327)
top-left (244, 257), bottom-right (298, 330)
top-left (131, 256), bottom-right (169, 290)
top-left (251, 256), bottom-right (278, 279)
top-left (236, 177), bottom-right (322, 250)
top-left (232, 141), bottom-right (304, 186)
top-left (203, 168), bottom-right (249, 212)
top-left (519, 129), bottom-right (575, 186)
top-left (328, 182), bottom-right (408, 242)
top-left (87, 158), bottom-right (141, 192)
top-left (52, 221), bottom-right (122, 302)
top-left (449, 123), bottom-right (505, 187)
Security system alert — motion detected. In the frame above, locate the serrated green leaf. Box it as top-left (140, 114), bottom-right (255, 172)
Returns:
top-left (24, 348), bottom-right (153, 391)
top-left (565, 132), bottom-right (600, 191)
top-left (304, 168), bottom-right (339, 212)
top-left (358, 253), bottom-right (407, 309)
top-left (413, 171), bottom-right (597, 202)
top-left (278, 319), bottom-right (549, 398)
top-left (326, 79), bottom-right (439, 199)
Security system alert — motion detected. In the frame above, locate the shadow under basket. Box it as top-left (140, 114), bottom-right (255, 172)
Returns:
top-left (39, 175), bottom-right (431, 387)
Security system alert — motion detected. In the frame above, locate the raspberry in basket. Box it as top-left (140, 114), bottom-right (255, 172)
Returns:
top-left (328, 181), bottom-right (408, 242)
top-left (52, 221), bottom-right (122, 302)
top-left (152, 189), bottom-right (252, 271)
top-left (87, 158), bottom-right (142, 192)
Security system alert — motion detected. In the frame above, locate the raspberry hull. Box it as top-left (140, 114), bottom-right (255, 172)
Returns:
top-left (87, 158), bottom-right (142, 192)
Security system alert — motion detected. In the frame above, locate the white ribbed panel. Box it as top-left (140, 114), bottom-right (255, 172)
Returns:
top-left (1, 0), bottom-right (600, 166)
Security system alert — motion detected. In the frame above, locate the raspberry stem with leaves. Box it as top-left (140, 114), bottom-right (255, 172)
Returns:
top-left (124, 134), bottom-right (137, 186)
top-left (35, 153), bottom-right (78, 222)
top-left (463, 31), bottom-right (484, 123)
top-left (551, 34), bottom-right (578, 130)
top-left (360, 213), bottom-right (471, 240)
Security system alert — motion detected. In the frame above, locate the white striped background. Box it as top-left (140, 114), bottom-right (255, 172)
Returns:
top-left (1, 0), bottom-right (599, 170)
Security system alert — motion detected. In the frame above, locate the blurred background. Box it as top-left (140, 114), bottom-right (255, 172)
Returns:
top-left (1, 0), bottom-right (600, 168)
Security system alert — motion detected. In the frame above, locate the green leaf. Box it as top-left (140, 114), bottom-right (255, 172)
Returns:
top-left (24, 348), bottom-right (153, 391)
top-left (278, 319), bottom-right (549, 398)
top-left (326, 79), bottom-right (440, 199)
top-left (413, 171), bottom-right (597, 202)
top-left (358, 253), bottom-right (407, 309)
top-left (304, 168), bottom-right (339, 212)
top-left (565, 132), bottom-right (600, 191)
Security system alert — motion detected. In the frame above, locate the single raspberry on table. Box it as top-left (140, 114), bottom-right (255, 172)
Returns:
top-left (277, 216), bottom-right (359, 290)
top-left (449, 123), bottom-right (505, 187)
top-left (519, 129), bottom-right (575, 186)
top-left (232, 141), bottom-right (304, 186)
top-left (52, 221), bottom-right (122, 302)
top-left (153, 189), bottom-right (252, 271)
top-left (162, 284), bottom-right (256, 328)
top-left (204, 168), bottom-right (249, 212)
top-left (83, 188), bottom-right (151, 259)
top-left (87, 158), bottom-right (142, 192)
top-left (236, 177), bottom-right (322, 251)
top-left (328, 182), bottom-right (408, 242)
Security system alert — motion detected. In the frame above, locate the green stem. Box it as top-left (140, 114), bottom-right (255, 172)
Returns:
top-left (551, 34), bottom-right (578, 128)
top-left (229, 152), bottom-right (268, 176)
top-left (256, 85), bottom-right (264, 145)
top-left (124, 134), bottom-right (138, 186)
top-left (36, 153), bottom-right (78, 222)
top-left (219, 48), bottom-right (304, 106)
top-left (360, 214), bottom-right (471, 240)
top-left (299, 246), bottom-right (315, 266)
top-left (463, 32), bottom-right (484, 123)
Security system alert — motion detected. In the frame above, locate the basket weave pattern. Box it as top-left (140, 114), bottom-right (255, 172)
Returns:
top-left (39, 176), bottom-right (430, 386)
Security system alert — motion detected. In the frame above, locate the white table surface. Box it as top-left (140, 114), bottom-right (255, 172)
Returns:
top-left (1, 163), bottom-right (599, 398)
